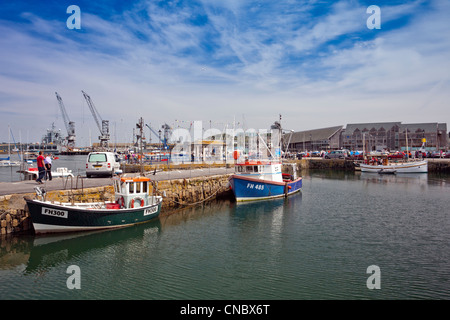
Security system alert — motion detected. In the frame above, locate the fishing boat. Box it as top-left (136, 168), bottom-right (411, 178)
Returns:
top-left (229, 117), bottom-right (302, 202)
top-left (229, 160), bottom-right (302, 201)
top-left (24, 176), bottom-right (163, 234)
top-left (359, 158), bottom-right (428, 173)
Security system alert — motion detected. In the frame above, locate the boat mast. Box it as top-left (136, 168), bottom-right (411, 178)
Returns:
top-left (405, 127), bottom-right (409, 161)
top-left (8, 124), bottom-right (10, 160)
top-left (136, 117), bottom-right (145, 176)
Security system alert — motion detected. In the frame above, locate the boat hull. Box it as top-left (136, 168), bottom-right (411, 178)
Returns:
top-left (25, 197), bottom-right (162, 234)
top-left (229, 175), bottom-right (302, 202)
top-left (359, 160), bottom-right (428, 173)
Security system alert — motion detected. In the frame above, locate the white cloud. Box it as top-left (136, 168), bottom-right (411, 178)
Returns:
top-left (1, 0), bottom-right (449, 144)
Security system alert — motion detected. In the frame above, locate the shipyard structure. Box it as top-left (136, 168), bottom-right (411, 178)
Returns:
top-left (284, 122), bottom-right (448, 152)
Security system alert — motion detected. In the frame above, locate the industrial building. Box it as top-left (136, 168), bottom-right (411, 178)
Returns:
top-left (283, 126), bottom-right (343, 152)
top-left (285, 122), bottom-right (448, 152)
top-left (341, 122), bottom-right (448, 151)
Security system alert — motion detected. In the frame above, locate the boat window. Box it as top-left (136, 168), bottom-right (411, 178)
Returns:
top-left (246, 166), bottom-right (253, 173)
top-left (254, 166), bottom-right (258, 172)
top-left (136, 182), bottom-right (141, 193)
top-left (143, 182), bottom-right (147, 193)
top-left (129, 182), bottom-right (134, 194)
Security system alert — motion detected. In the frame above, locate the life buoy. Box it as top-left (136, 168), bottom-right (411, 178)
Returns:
top-left (129, 197), bottom-right (145, 208)
top-left (233, 150), bottom-right (240, 160)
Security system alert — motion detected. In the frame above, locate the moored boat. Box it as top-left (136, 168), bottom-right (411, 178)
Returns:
top-left (24, 176), bottom-right (163, 234)
top-left (19, 167), bottom-right (74, 180)
top-left (359, 159), bottom-right (427, 173)
top-left (0, 158), bottom-right (21, 167)
top-left (229, 160), bottom-right (302, 201)
top-left (229, 117), bottom-right (302, 202)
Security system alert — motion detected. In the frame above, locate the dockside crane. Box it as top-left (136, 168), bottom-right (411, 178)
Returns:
top-left (55, 92), bottom-right (76, 150)
top-left (81, 90), bottom-right (110, 148)
top-left (145, 123), bottom-right (171, 150)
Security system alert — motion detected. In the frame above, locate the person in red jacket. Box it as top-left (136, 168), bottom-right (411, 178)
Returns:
top-left (36, 151), bottom-right (45, 184)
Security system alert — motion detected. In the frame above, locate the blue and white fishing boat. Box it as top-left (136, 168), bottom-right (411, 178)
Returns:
top-left (229, 160), bottom-right (302, 202)
top-left (229, 117), bottom-right (302, 202)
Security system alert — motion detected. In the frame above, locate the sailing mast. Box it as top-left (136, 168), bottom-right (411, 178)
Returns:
top-left (405, 127), bottom-right (409, 161)
top-left (136, 117), bottom-right (145, 176)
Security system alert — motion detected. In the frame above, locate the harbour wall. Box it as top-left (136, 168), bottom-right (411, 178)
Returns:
top-left (0, 174), bottom-right (233, 236)
top-left (287, 158), bottom-right (450, 172)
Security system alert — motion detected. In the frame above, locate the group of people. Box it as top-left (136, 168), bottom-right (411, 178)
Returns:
top-left (35, 151), bottom-right (53, 184)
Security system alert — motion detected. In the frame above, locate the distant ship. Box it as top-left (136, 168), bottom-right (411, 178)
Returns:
top-left (27, 123), bottom-right (63, 156)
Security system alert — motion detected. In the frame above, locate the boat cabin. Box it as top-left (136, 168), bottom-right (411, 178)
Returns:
top-left (113, 176), bottom-right (153, 209)
top-left (235, 161), bottom-right (283, 183)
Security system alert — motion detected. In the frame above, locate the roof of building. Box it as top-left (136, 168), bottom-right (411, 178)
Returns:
top-left (344, 122), bottom-right (446, 134)
top-left (344, 122), bottom-right (401, 134)
top-left (400, 123), bottom-right (445, 133)
top-left (284, 126), bottom-right (343, 143)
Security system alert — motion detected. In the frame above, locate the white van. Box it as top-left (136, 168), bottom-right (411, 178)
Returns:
top-left (86, 152), bottom-right (121, 177)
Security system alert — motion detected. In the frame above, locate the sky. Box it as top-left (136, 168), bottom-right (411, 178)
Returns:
top-left (1, 0), bottom-right (449, 146)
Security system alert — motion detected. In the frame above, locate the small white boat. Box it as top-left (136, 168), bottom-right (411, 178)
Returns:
top-left (1, 126), bottom-right (21, 167)
top-left (20, 167), bottom-right (75, 180)
top-left (360, 159), bottom-right (427, 174)
top-left (0, 159), bottom-right (21, 167)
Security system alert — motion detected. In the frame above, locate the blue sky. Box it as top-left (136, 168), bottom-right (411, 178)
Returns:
top-left (1, 0), bottom-right (449, 146)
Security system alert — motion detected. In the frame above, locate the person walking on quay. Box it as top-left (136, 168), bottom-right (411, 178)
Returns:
top-left (44, 153), bottom-right (52, 181)
top-left (36, 151), bottom-right (45, 184)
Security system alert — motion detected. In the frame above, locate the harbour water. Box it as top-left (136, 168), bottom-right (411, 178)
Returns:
top-left (1, 170), bottom-right (449, 300)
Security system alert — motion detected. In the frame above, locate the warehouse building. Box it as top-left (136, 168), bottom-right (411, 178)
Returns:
top-left (341, 122), bottom-right (448, 151)
top-left (284, 122), bottom-right (448, 152)
top-left (283, 126), bottom-right (343, 152)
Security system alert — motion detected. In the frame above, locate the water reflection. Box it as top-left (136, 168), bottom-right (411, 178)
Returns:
top-left (0, 220), bottom-right (162, 275)
top-left (358, 172), bottom-right (428, 188)
top-left (158, 199), bottom-right (235, 228)
top-left (1, 170), bottom-right (449, 299)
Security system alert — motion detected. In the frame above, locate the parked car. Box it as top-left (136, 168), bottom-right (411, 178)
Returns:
top-left (324, 150), bottom-right (348, 159)
top-left (429, 151), bottom-right (443, 158)
top-left (86, 152), bottom-right (121, 177)
top-left (388, 152), bottom-right (404, 159)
